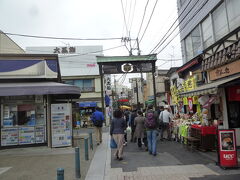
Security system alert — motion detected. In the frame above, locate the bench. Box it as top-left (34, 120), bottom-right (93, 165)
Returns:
top-left (182, 136), bottom-right (200, 152)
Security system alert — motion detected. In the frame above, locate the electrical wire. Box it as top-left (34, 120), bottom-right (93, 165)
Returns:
top-left (120, 0), bottom-right (129, 37)
top-left (135, 0), bottom-right (150, 43)
top-left (128, 0), bottom-right (137, 34)
top-left (156, 0), bottom-right (209, 55)
top-left (60, 45), bottom-right (124, 59)
top-left (1, 32), bottom-right (122, 41)
top-left (149, 0), bottom-right (194, 54)
top-left (138, 0), bottom-right (159, 44)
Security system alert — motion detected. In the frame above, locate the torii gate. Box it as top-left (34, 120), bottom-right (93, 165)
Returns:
top-left (96, 54), bottom-right (158, 113)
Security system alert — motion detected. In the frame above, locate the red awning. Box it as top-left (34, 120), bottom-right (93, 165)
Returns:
top-left (177, 59), bottom-right (199, 73)
top-left (118, 99), bottom-right (129, 102)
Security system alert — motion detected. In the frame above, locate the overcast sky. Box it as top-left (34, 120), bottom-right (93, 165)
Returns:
top-left (0, 0), bottom-right (182, 84)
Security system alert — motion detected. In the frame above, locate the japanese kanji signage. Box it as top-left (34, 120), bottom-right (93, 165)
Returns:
top-left (53, 46), bottom-right (76, 54)
top-left (209, 60), bottom-right (240, 80)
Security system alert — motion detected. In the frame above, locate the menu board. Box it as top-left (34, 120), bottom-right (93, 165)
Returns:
top-left (1, 128), bottom-right (18, 146)
top-left (51, 104), bottom-right (72, 147)
top-left (19, 126), bottom-right (35, 144)
top-left (35, 126), bottom-right (45, 143)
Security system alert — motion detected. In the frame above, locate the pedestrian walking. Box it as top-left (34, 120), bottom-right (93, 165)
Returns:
top-left (90, 107), bottom-right (104, 145)
top-left (110, 109), bottom-right (126, 161)
top-left (129, 110), bottom-right (137, 142)
top-left (134, 110), bottom-right (146, 148)
top-left (123, 109), bottom-right (130, 146)
top-left (159, 105), bottom-right (173, 141)
top-left (145, 105), bottom-right (159, 156)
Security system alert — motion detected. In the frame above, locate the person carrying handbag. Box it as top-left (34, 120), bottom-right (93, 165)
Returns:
top-left (110, 109), bottom-right (126, 161)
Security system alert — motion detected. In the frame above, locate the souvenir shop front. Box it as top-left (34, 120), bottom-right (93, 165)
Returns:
top-left (175, 74), bottom-right (240, 148)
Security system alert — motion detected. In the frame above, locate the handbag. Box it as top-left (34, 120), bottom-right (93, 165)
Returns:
top-left (110, 138), bottom-right (117, 149)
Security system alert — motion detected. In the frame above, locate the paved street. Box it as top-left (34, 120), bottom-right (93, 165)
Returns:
top-left (86, 131), bottom-right (240, 180)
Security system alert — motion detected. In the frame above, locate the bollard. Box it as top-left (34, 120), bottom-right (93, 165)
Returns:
top-left (84, 137), bottom-right (89, 161)
top-left (57, 168), bottom-right (64, 180)
top-left (75, 147), bottom-right (81, 179)
top-left (89, 132), bottom-right (93, 150)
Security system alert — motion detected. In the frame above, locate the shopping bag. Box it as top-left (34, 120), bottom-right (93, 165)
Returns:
top-left (110, 138), bottom-right (117, 149)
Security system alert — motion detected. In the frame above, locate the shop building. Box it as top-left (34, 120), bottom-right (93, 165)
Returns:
top-left (0, 54), bottom-right (80, 148)
top-left (177, 0), bottom-right (240, 145)
top-left (26, 46), bottom-right (104, 127)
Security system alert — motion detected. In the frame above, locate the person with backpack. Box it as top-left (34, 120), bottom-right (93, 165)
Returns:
top-left (90, 107), bottom-right (104, 145)
top-left (145, 105), bottom-right (159, 156)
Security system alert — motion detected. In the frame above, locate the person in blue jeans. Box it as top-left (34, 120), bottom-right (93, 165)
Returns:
top-left (145, 105), bottom-right (159, 156)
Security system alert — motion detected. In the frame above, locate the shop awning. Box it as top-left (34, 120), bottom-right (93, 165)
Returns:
top-left (78, 102), bottom-right (97, 107)
top-left (179, 75), bottom-right (240, 97)
top-left (0, 82), bottom-right (81, 97)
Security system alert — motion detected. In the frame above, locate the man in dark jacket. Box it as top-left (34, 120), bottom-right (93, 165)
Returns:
top-left (129, 110), bottom-right (137, 142)
top-left (91, 107), bottom-right (104, 145)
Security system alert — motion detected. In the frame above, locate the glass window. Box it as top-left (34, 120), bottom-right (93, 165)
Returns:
top-left (2, 103), bottom-right (45, 127)
top-left (74, 80), bottom-right (84, 87)
top-left (202, 16), bottom-right (213, 48)
top-left (64, 80), bottom-right (74, 85)
top-left (73, 79), bottom-right (94, 92)
top-left (212, 3), bottom-right (229, 41)
top-left (226, 0), bottom-right (240, 31)
top-left (191, 26), bottom-right (202, 56)
top-left (185, 35), bottom-right (193, 61)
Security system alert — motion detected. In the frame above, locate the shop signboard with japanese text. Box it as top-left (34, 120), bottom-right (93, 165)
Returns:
top-left (51, 104), bottom-right (72, 147)
top-left (218, 129), bottom-right (238, 167)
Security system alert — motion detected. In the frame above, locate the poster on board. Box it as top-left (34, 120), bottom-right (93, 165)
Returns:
top-left (218, 129), bottom-right (238, 168)
top-left (51, 103), bottom-right (72, 147)
top-left (1, 127), bottom-right (18, 146)
top-left (19, 126), bottom-right (35, 144)
top-left (35, 126), bottom-right (45, 143)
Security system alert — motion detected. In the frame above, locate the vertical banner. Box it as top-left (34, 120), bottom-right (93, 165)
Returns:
top-left (51, 103), bottom-right (72, 147)
top-left (218, 129), bottom-right (238, 168)
top-left (188, 97), bottom-right (193, 112)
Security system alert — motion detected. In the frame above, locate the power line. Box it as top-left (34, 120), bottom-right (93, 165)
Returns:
top-left (139, 0), bottom-right (159, 44)
top-left (156, 0), bottom-right (209, 55)
top-left (120, 0), bottom-right (129, 37)
top-left (128, 0), bottom-right (137, 34)
top-left (2, 32), bottom-right (122, 41)
top-left (135, 0), bottom-right (150, 42)
top-left (60, 45), bottom-right (124, 58)
top-left (149, 0), bottom-right (194, 54)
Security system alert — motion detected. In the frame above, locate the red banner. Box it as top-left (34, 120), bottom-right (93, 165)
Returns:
top-left (218, 129), bottom-right (238, 168)
top-left (228, 86), bottom-right (240, 101)
top-left (188, 97), bottom-right (193, 112)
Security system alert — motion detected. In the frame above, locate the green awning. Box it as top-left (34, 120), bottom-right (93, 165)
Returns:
top-left (145, 99), bottom-right (154, 105)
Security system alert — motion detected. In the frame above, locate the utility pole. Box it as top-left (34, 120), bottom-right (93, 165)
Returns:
top-left (114, 75), bottom-right (118, 108)
top-left (135, 79), bottom-right (140, 110)
top-left (136, 38), bottom-right (141, 55)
